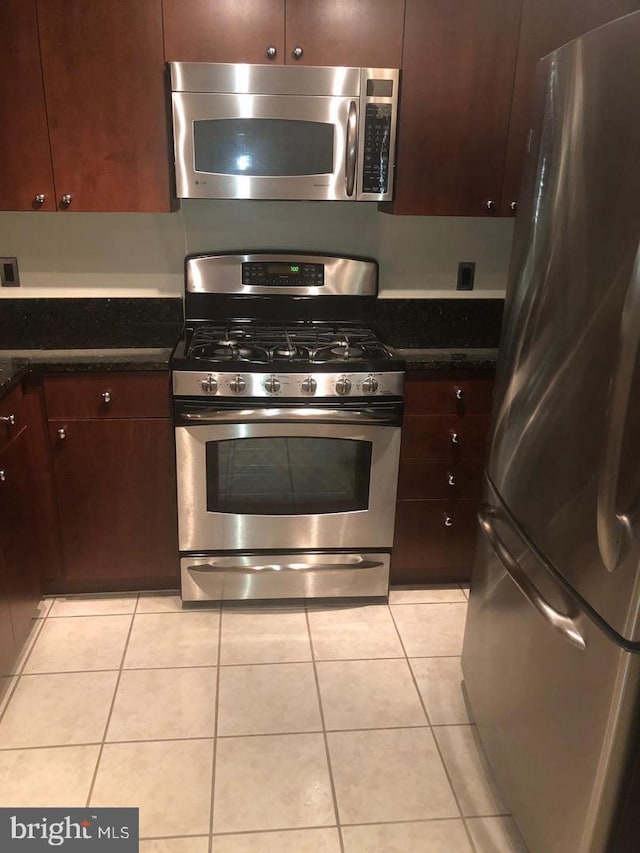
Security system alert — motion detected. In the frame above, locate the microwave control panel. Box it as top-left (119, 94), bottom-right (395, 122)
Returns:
top-left (362, 103), bottom-right (392, 194)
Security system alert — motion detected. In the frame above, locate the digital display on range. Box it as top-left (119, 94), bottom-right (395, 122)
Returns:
top-left (266, 264), bottom-right (301, 275)
top-left (242, 261), bottom-right (324, 286)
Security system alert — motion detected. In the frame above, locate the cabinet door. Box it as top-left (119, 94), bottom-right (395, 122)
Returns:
top-left (37, 0), bottom-right (172, 212)
top-left (391, 0), bottom-right (522, 215)
top-left (0, 568), bottom-right (16, 680)
top-left (285, 0), bottom-right (405, 68)
top-left (50, 419), bottom-right (178, 585)
top-left (501, 0), bottom-right (640, 215)
top-left (0, 430), bottom-right (42, 651)
top-left (163, 0), bottom-right (285, 64)
top-left (0, 0), bottom-right (55, 211)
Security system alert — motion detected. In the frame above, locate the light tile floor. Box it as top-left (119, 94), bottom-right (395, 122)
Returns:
top-left (0, 586), bottom-right (529, 852)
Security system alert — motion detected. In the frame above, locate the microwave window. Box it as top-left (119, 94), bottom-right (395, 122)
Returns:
top-left (206, 436), bottom-right (371, 515)
top-left (193, 119), bottom-right (334, 176)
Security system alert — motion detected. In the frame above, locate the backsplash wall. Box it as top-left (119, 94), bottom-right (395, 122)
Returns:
top-left (0, 202), bottom-right (514, 299)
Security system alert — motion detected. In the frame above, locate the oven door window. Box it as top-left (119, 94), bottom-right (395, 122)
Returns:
top-left (206, 437), bottom-right (372, 515)
top-left (193, 118), bottom-right (334, 177)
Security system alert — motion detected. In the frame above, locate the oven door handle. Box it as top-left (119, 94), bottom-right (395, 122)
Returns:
top-left (179, 407), bottom-right (401, 426)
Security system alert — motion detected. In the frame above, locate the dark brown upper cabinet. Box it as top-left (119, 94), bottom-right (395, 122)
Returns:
top-left (0, 1), bottom-right (56, 211)
top-left (36, 0), bottom-right (172, 212)
top-left (0, 1), bottom-right (172, 213)
top-left (500, 0), bottom-right (640, 215)
top-left (389, 0), bottom-right (522, 217)
top-left (163, 0), bottom-right (405, 68)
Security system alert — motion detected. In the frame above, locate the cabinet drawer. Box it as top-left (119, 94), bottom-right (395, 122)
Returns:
top-left (0, 384), bottom-right (25, 452)
top-left (44, 373), bottom-right (170, 419)
top-left (391, 498), bottom-right (480, 580)
top-left (401, 415), bottom-right (491, 458)
top-left (397, 457), bottom-right (484, 500)
top-left (405, 374), bottom-right (494, 416)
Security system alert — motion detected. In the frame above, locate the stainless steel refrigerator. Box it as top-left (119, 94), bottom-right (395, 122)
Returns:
top-left (461, 11), bottom-right (640, 853)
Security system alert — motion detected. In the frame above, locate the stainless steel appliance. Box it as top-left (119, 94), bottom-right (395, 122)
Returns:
top-left (170, 62), bottom-right (399, 201)
top-left (462, 12), bottom-right (640, 853)
top-left (171, 252), bottom-right (404, 601)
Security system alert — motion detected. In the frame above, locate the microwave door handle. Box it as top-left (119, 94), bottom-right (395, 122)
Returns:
top-left (345, 100), bottom-right (358, 197)
top-left (597, 239), bottom-right (640, 572)
top-left (179, 407), bottom-right (401, 426)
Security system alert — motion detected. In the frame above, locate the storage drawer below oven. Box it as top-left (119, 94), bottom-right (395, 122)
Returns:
top-left (181, 553), bottom-right (390, 601)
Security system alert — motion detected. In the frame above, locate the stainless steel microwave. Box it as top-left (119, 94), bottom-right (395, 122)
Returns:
top-left (169, 62), bottom-right (399, 201)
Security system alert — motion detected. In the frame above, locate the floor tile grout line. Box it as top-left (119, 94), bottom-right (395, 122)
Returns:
top-left (84, 600), bottom-right (138, 808)
top-left (304, 605), bottom-right (345, 853)
top-left (386, 603), bottom-right (474, 837)
top-left (0, 618), bottom-right (46, 726)
top-left (208, 609), bottom-right (223, 853)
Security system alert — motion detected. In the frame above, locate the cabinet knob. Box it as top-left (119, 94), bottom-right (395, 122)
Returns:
top-left (444, 515), bottom-right (454, 528)
top-left (0, 470), bottom-right (5, 482)
top-left (510, 201), bottom-right (518, 212)
top-left (451, 431), bottom-right (460, 445)
top-left (485, 200), bottom-right (495, 211)
top-left (266, 45), bottom-right (277, 59)
top-left (0, 414), bottom-right (16, 426)
top-left (447, 472), bottom-right (456, 486)
top-left (454, 387), bottom-right (464, 401)
top-left (34, 193), bottom-right (46, 206)
top-left (57, 428), bottom-right (66, 440)
top-left (60, 194), bottom-right (72, 207)
top-left (292, 46), bottom-right (304, 59)
top-left (101, 391), bottom-right (111, 403)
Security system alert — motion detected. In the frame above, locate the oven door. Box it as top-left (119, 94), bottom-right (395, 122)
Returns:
top-left (172, 92), bottom-right (357, 200)
top-left (174, 406), bottom-right (401, 552)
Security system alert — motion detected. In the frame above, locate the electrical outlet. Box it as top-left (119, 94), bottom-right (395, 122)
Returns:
top-left (457, 261), bottom-right (475, 291)
top-left (0, 257), bottom-right (20, 287)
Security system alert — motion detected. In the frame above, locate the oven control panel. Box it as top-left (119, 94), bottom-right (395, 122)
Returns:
top-left (242, 261), bottom-right (324, 287)
top-left (173, 371), bottom-right (404, 399)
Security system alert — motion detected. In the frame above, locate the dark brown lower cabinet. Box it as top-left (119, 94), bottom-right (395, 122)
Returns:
top-left (48, 417), bottom-right (179, 591)
top-left (0, 427), bottom-right (43, 674)
top-left (43, 372), bottom-right (179, 592)
top-left (391, 370), bottom-right (494, 584)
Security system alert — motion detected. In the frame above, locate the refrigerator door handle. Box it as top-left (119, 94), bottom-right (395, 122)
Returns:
top-left (478, 506), bottom-right (586, 650)
top-left (597, 239), bottom-right (640, 572)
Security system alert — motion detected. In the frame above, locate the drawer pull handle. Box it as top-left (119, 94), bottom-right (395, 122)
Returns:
top-left (447, 472), bottom-right (456, 486)
top-left (0, 414), bottom-right (16, 426)
top-left (0, 470), bottom-right (5, 482)
top-left (101, 391), bottom-right (111, 403)
top-left (444, 515), bottom-right (454, 528)
top-left (57, 428), bottom-right (66, 440)
top-left (454, 387), bottom-right (464, 401)
top-left (451, 431), bottom-right (460, 445)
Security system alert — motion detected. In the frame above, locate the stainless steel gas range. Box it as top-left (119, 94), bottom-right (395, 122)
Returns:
top-left (171, 252), bottom-right (404, 602)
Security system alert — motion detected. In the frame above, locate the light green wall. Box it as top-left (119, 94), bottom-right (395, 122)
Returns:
top-left (0, 201), bottom-right (514, 298)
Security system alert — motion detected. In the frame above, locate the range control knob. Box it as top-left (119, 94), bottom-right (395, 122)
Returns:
top-left (301, 376), bottom-right (317, 396)
top-left (264, 375), bottom-right (281, 394)
top-left (362, 374), bottom-right (379, 394)
top-left (335, 376), bottom-right (352, 396)
top-left (201, 374), bottom-right (218, 394)
top-left (230, 375), bottom-right (246, 394)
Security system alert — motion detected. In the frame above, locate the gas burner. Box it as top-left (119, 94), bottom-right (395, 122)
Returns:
top-left (313, 344), bottom-right (368, 361)
top-left (272, 345), bottom-right (309, 360)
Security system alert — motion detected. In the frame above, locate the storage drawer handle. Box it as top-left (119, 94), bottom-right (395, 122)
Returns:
top-left (57, 428), bottom-right (66, 440)
top-left (447, 472), bottom-right (456, 486)
top-left (454, 387), bottom-right (464, 401)
top-left (0, 414), bottom-right (15, 426)
top-left (101, 391), bottom-right (111, 403)
top-left (444, 515), bottom-right (454, 528)
top-left (478, 505), bottom-right (586, 650)
top-left (188, 559), bottom-right (384, 574)
top-left (0, 470), bottom-right (5, 482)
top-left (451, 431), bottom-right (460, 445)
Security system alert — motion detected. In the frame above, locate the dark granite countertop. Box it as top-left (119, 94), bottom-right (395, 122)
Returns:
top-left (0, 348), bottom-right (173, 399)
top-left (397, 347), bottom-right (498, 371)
